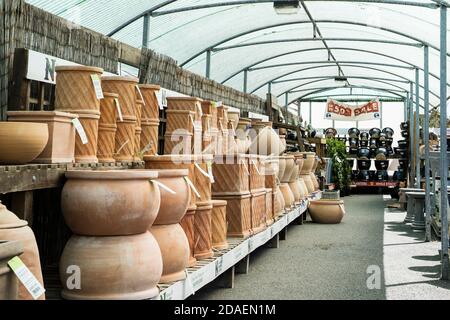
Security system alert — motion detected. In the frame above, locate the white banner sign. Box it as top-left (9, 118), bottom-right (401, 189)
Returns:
top-left (324, 99), bottom-right (381, 121)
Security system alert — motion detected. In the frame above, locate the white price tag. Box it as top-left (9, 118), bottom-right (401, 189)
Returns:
top-left (135, 85), bottom-right (146, 106)
top-left (114, 98), bottom-right (123, 122)
top-left (156, 89), bottom-right (167, 110)
top-left (8, 256), bottom-right (45, 300)
top-left (207, 161), bottom-right (215, 183)
top-left (151, 180), bottom-right (176, 194)
top-left (216, 101), bottom-right (223, 107)
top-left (90, 74), bottom-right (104, 100)
top-left (184, 176), bottom-right (201, 198)
top-left (72, 118), bottom-right (88, 145)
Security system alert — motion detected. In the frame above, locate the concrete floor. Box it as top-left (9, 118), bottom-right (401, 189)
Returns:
top-left (191, 194), bottom-right (450, 300)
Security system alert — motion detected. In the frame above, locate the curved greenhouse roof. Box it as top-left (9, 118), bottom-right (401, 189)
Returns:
top-left (26, 0), bottom-right (449, 107)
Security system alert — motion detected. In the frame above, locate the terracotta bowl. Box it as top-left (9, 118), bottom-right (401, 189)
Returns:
top-left (309, 200), bottom-right (345, 224)
top-left (62, 170), bottom-right (160, 236)
top-left (0, 122), bottom-right (49, 164)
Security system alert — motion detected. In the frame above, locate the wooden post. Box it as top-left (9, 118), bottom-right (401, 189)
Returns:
top-left (235, 255), bottom-right (250, 274)
top-left (280, 227), bottom-right (288, 241)
top-left (266, 233), bottom-right (280, 248)
top-left (11, 191), bottom-right (34, 225)
top-left (215, 266), bottom-right (235, 288)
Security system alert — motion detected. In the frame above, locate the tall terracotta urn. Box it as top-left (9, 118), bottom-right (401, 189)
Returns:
top-left (60, 170), bottom-right (163, 300)
top-left (150, 169), bottom-right (190, 283)
top-left (0, 202), bottom-right (45, 300)
top-left (134, 99), bottom-right (143, 161)
top-left (0, 240), bottom-right (23, 300)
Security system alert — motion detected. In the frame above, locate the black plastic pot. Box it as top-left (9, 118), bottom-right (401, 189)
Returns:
top-left (357, 147), bottom-right (370, 159)
top-left (357, 159), bottom-right (372, 170)
top-left (398, 159), bottom-right (408, 168)
top-left (358, 170), bottom-right (371, 181)
top-left (369, 138), bottom-right (378, 148)
top-left (348, 127), bottom-right (360, 138)
top-left (360, 140), bottom-right (368, 147)
top-left (376, 170), bottom-right (389, 181)
top-left (349, 147), bottom-right (358, 155)
top-left (369, 170), bottom-right (377, 181)
top-left (398, 140), bottom-right (408, 149)
top-left (287, 131), bottom-right (297, 141)
top-left (382, 127), bottom-right (395, 138)
top-left (370, 128), bottom-right (381, 139)
top-left (349, 137), bottom-right (359, 147)
top-left (396, 148), bottom-right (408, 158)
top-left (386, 147), bottom-right (394, 156)
top-left (325, 127), bottom-right (337, 138)
top-left (401, 130), bottom-right (409, 139)
top-left (400, 122), bottom-right (409, 131)
top-left (360, 132), bottom-right (369, 140)
top-left (375, 160), bottom-right (389, 170)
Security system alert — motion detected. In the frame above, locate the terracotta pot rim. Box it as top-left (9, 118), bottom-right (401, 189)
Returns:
top-left (195, 201), bottom-right (213, 209)
top-left (144, 154), bottom-right (213, 162)
top-left (167, 97), bottom-right (203, 102)
top-left (152, 169), bottom-right (189, 178)
top-left (212, 193), bottom-right (251, 199)
top-left (1, 122), bottom-right (48, 130)
top-left (166, 109), bottom-right (196, 115)
top-left (101, 75), bottom-right (139, 83)
top-left (280, 155), bottom-right (295, 159)
top-left (141, 118), bottom-right (160, 125)
top-left (65, 169), bottom-right (158, 180)
top-left (98, 124), bottom-right (117, 130)
top-left (310, 200), bottom-right (344, 205)
top-left (7, 110), bottom-right (78, 120)
top-left (211, 199), bottom-right (227, 206)
top-left (138, 84), bottom-right (161, 90)
top-left (103, 92), bottom-right (119, 98)
top-left (55, 65), bottom-right (103, 73)
top-left (66, 109), bottom-right (101, 116)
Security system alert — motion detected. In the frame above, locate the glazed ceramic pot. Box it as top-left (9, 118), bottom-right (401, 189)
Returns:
top-left (211, 200), bottom-right (228, 250)
top-left (281, 155), bottom-right (295, 183)
top-left (60, 232), bottom-right (162, 300)
top-left (101, 76), bottom-right (139, 117)
top-left (0, 240), bottom-right (23, 300)
top-left (249, 126), bottom-right (286, 156)
top-left (0, 202), bottom-right (44, 300)
top-left (279, 183), bottom-right (295, 209)
top-left (299, 152), bottom-right (315, 174)
top-left (62, 170), bottom-right (160, 236)
top-left (7, 111), bottom-right (77, 164)
top-left (0, 122), bottom-right (48, 164)
top-left (348, 128), bottom-right (360, 138)
top-left (150, 224), bottom-right (189, 283)
top-left (55, 65), bottom-right (104, 112)
top-left (309, 200), bottom-right (345, 224)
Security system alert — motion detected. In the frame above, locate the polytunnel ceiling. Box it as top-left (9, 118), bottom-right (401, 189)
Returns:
top-left (26, 0), bottom-right (449, 107)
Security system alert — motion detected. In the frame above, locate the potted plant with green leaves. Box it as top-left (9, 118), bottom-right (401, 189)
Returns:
top-left (326, 138), bottom-right (351, 197)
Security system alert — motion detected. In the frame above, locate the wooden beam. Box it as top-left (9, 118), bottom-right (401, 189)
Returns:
top-left (119, 43), bottom-right (141, 68)
top-left (11, 191), bottom-right (34, 226)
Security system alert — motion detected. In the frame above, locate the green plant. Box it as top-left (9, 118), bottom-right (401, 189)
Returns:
top-left (326, 138), bottom-right (351, 193)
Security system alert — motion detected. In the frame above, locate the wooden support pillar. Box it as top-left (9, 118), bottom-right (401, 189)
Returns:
top-left (235, 255), bottom-right (250, 274)
top-left (280, 227), bottom-right (288, 241)
top-left (11, 191), bottom-right (34, 226)
top-left (266, 233), bottom-right (280, 249)
top-left (215, 266), bottom-right (235, 289)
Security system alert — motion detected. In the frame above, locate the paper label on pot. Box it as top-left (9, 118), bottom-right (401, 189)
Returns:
top-left (90, 74), bottom-right (104, 100)
top-left (151, 180), bottom-right (176, 195)
top-left (114, 98), bottom-right (124, 122)
top-left (184, 177), bottom-right (201, 198)
top-left (72, 118), bottom-right (88, 145)
top-left (135, 85), bottom-right (145, 106)
top-left (8, 256), bottom-right (45, 300)
top-left (207, 161), bottom-right (214, 183)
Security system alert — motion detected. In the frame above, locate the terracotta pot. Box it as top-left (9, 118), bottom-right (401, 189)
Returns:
top-left (300, 152), bottom-right (316, 174)
top-left (212, 154), bottom-right (250, 195)
top-left (301, 174), bottom-right (315, 194)
top-left (203, 132), bottom-right (213, 154)
top-left (0, 122), bottom-right (48, 164)
top-left (62, 170), bottom-right (160, 236)
top-left (60, 232), bottom-right (162, 300)
top-left (251, 190), bottom-right (267, 234)
top-left (99, 93), bottom-right (118, 126)
top-left (265, 173), bottom-right (277, 190)
top-left (194, 202), bottom-right (213, 260)
top-left (55, 65), bottom-right (104, 112)
top-left (263, 157), bottom-right (280, 177)
top-left (101, 76), bottom-right (139, 117)
top-left (309, 200), bottom-right (345, 224)
top-left (213, 193), bottom-right (252, 238)
top-left (134, 127), bottom-right (142, 161)
top-left (0, 202), bottom-right (44, 300)
top-left (150, 224), bottom-right (189, 283)
top-left (279, 183), bottom-right (295, 209)
top-left (153, 169), bottom-right (190, 225)
top-left (265, 188), bottom-right (274, 226)
top-left (277, 156), bottom-right (287, 182)
top-left (97, 124), bottom-right (117, 163)
top-left (249, 126), bottom-right (285, 156)
top-left (220, 129), bottom-right (229, 155)
top-left (274, 185), bottom-right (285, 217)
top-left (227, 110), bottom-right (240, 131)
top-left (114, 115), bottom-right (136, 162)
top-left (237, 118), bottom-right (251, 132)
top-left (211, 200), bottom-right (228, 250)
top-left (0, 240), bottom-right (23, 300)
top-left (167, 97), bottom-right (203, 122)
top-left (281, 155), bottom-right (295, 183)
top-left (249, 155), bottom-right (265, 193)
top-left (7, 111), bottom-right (77, 164)
top-left (310, 172), bottom-right (320, 191)
top-left (288, 181), bottom-right (301, 203)
top-left (69, 109), bottom-right (100, 163)
top-left (217, 105), bottom-right (229, 130)
top-left (141, 118), bottom-right (159, 156)
top-left (138, 84), bottom-right (161, 120)
top-left (166, 110), bottom-right (197, 134)
top-left (288, 159), bottom-right (300, 183)
top-left (297, 178), bottom-right (308, 199)
top-left (180, 207), bottom-right (197, 267)
top-left (164, 132), bottom-right (193, 155)
top-left (201, 101), bottom-right (218, 130)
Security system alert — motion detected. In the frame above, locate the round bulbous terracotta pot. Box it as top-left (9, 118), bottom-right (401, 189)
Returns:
top-left (62, 170), bottom-right (160, 236)
top-left (0, 202), bottom-right (44, 300)
top-left (310, 172), bottom-right (320, 191)
top-left (300, 152), bottom-right (316, 174)
top-left (263, 156), bottom-right (280, 177)
top-left (309, 200), bottom-right (345, 224)
top-left (279, 183), bottom-right (295, 209)
top-left (150, 224), bottom-right (189, 283)
top-left (277, 156), bottom-right (287, 182)
top-left (249, 126), bottom-right (286, 156)
top-left (297, 179), bottom-right (308, 200)
top-left (60, 232), bottom-right (162, 300)
top-left (281, 155), bottom-right (295, 183)
top-left (274, 185), bottom-right (285, 216)
top-left (288, 159), bottom-right (300, 183)
top-left (300, 174), bottom-right (315, 194)
top-left (152, 169), bottom-right (190, 225)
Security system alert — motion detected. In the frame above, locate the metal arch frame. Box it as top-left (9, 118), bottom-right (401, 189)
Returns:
top-left (298, 94), bottom-right (404, 102)
top-left (106, 0), bottom-right (439, 37)
top-left (180, 19), bottom-right (448, 67)
top-left (273, 75), bottom-right (409, 84)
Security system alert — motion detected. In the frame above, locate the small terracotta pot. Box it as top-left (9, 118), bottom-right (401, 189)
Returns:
top-left (309, 200), bottom-right (345, 224)
top-left (277, 156), bottom-right (287, 182)
top-left (138, 84), bottom-right (161, 120)
top-left (115, 115), bottom-right (136, 162)
top-left (265, 188), bottom-right (274, 225)
top-left (62, 170), bottom-right (160, 236)
top-left (194, 201), bottom-right (213, 260)
top-left (70, 109), bottom-right (101, 163)
top-left (0, 122), bottom-right (48, 164)
top-left (212, 154), bottom-right (250, 195)
top-left (150, 224), bottom-right (189, 283)
top-left (101, 76), bottom-right (139, 117)
top-left (279, 183), bottom-right (295, 209)
top-left (274, 185), bottom-right (285, 218)
top-left (60, 232), bottom-right (162, 300)
top-left (201, 101), bottom-right (217, 130)
top-left (99, 93), bottom-right (118, 126)
top-left (211, 200), bottom-right (228, 250)
top-left (251, 190), bottom-right (267, 234)
top-left (180, 207), bottom-right (197, 267)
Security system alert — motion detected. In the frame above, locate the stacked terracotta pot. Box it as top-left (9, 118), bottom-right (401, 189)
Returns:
top-left (279, 154), bottom-right (296, 210)
top-left (299, 152), bottom-right (318, 195)
top-left (216, 105), bottom-right (229, 155)
top-left (138, 84), bottom-right (161, 156)
top-left (149, 169), bottom-right (190, 283)
top-left (212, 154), bottom-right (252, 238)
top-left (248, 155), bottom-right (267, 234)
top-left (236, 118), bottom-right (252, 155)
top-left (59, 170), bottom-right (162, 300)
top-left (264, 156), bottom-right (280, 224)
top-left (202, 101), bottom-right (218, 155)
top-left (101, 76), bottom-right (140, 162)
top-left (288, 153), bottom-right (308, 204)
top-left (97, 93), bottom-right (118, 163)
top-left (55, 66), bottom-right (104, 163)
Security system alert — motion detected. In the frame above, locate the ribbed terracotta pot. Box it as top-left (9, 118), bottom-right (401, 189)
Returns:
top-left (217, 105), bottom-right (229, 130)
top-left (60, 232), bottom-right (162, 300)
top-left (251, 190), bottom-right (267, 234)
top-left (281, 155), bottom-right (295, 183)
top-left (101, 76), bottom-right (139, 117)
top-left (212, 154), bottom-right (250, 195)
top-left (265, 188), bottom-right (274, 226)
top-left (141, 118), bottom-right (160, 156)
top-left (0, 203), bottom-right (44, 300)
top-left (213, 193), bottom-right (252, 238)
top-left (138, 84), bottom-right (161, 120)
top-left (309, 200), bottom-right (345, 224)
top-left (201, 101), bottom-right (217, 130)
top-left (114, 115), bottom-right (136, 162)
top-left (279, 183), bottom-right (295, 209)
top-left (180, 207), bottom-right (197, 267)
top-left (288, 181), bottom-right (301, 203)
top-left (7, 111), bottom-right (77, 164)
top-left (211, 200), bottom-right (228, 250)
top-left (70, 109), bottom-right (100, 163)
top-left (274, 185), bottom-right (285, 218)
top-left (227, 111), bottom-right (240, 131)
top-left (297, 178), bottom-right (308, 199)
top-left (194, 201), bottom-right (213, 260)
top-left (55, 65), bottom-right (104, 112)
top-left (249, 155), bottom-right (265, 193)
top-left (277, 156), bottom-right (287, 182)
top-left (97, 93), bottom-right (118, 163)
top-left (167, 97), bottom-right (203, 122)
top-left (166, 110), bottom-right (197, 134)
top-left (0, 240), bottom-right (22, 300)
top-left (237, 118), bottom-right (251, 132)
top-left (62, 170), bottom-right (160, 236)
top-left (310, 172), bottom-right (320, 191)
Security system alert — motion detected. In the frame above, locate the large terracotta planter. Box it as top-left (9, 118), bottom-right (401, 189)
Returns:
top-left (166, 110), bottom-right (197, 134)
top-left (212, 154), bottom-right (250, 195)
top-left (309, 200), bottom-right (345, 224)
top-left (60, 232), bottom-right (162, 300)
top-left (194, 201), bottom-right (213, 260)
top-left (151, 224), bottom-right (189, 283)
top-left (213, 193), bottom-right (252, 238)
top-left (62, 170), bottom-right (160, 236)
top-left (227, 110), bottom-right (240, 131)
top-left (180, 207), bottom-right (197, 267)
top-left (101, 76), bottom-right (139, 117)
top-left (277, 156), bottom-right (287, 182)
top-left (265, 188), bottom-right (274, 225)
top-left (141, 118), bottom-right (159, 156)
top-left (138, 84), bottom-right (161, 120)
top-left (249, 126), bottom-right (285, 156)
top-left (97, 93), bottom-right (118, 163)
top-left (251, 190), bottom-right (267, 234)
top-left (281, 155), bottom-right (295, 183)
top-left (279, 183), bottom-right (295, 209)
top-left (0, 240), bottom-right (23, 300)
top-left (0, 122), bottom-right (48, 164)
top-left (55, 65), bottom-right (104, 112)
top-left (288, 181), bottom-right (301, 203)
top-left (274, 185), bottom-right (285, 218)
top-left (114, 115), bottom-right (136, 162)
top-left (297, 178), bottom-right (308, 200)
top-left (71, 110), bottom-right (101, 163)
top-left (301, 174), bottom-right (315, 194)
top-left (211, 200), bottom-right (228, 250)
top-left (7, 111), bottom-right (77, 164)
top-left (217, 105), bottom-right (229, 130)
top-left (300, 152), bottom-right (316, 174)
top-left (249, 155), bottom-right (265, 193)
top-left (201, 101), bottom-right (217, 130)
top-left (167, 97), bottom-right (203, 122)
top-left (0, 202), bottom-right (44, 300)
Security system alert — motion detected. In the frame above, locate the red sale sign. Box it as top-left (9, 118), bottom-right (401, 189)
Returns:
top-left (325, 99), bottom-right (380, 121)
